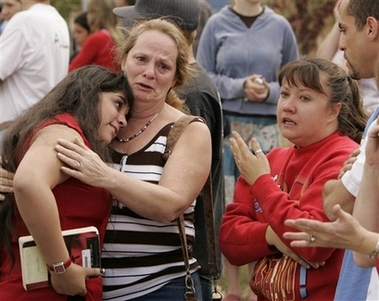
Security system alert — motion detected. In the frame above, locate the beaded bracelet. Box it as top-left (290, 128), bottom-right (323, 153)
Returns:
top-left (369, 235), bottom-right (379, 259)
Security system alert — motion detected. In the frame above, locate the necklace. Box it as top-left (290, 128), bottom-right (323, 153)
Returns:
top-left (116, 112), bottom-right (159, 143)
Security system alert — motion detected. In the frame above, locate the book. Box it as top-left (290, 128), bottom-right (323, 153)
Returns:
top-left (18, 226), bottom-right (100, 290)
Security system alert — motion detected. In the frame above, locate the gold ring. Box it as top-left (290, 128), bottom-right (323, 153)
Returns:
top-left (255, 149), bottom-right (263, 155)
top-left (237, 160), bottom-right (241, 165)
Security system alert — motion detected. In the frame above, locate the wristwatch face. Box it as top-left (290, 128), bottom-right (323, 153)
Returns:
top-left (48, 258), bottom-right (71, 274)
top-left (53, 262), bottom-right (66, 274)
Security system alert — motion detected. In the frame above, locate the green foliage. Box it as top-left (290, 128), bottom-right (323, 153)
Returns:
top-left (264, 0), bottom-right (336, 55)
top-left (50, 0), bottom-right (81, 20)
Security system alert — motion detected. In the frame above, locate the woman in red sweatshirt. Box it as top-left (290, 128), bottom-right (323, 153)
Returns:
top-left (219, 57), bottom-right (367, 301)
top-left (69, 0), bottom-right (121, 72)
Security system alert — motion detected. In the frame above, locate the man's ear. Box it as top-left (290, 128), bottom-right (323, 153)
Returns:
top-left (366, 16), bottom-right (379, 40)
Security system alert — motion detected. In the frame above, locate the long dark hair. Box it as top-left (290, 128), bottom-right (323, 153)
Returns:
top-left (278, 57), bottom-right (367, 143)
top-left (0, 65), bottom-right (133, 265)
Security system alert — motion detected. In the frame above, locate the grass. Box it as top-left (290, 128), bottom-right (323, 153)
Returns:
top-left (217, 264), bottom-right (257, 301)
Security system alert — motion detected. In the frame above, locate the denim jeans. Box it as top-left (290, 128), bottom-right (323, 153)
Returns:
top-left (131, 271), bottom-right (202, 301)
top-left (223, 114), bottom-right (280, 204)
top-left (200, 275), bottom-right (212, 301)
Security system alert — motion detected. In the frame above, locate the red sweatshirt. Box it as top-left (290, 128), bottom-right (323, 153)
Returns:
top-left (219, 132), bottom-right (359, 301)
top-left (69, 29), bottom-right (120, 73)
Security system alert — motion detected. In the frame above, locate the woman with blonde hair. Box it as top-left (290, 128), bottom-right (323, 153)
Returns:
top-left (0, 17), bottom-right (210, 301)
top-left (55, 18), bottom-right (211, 300)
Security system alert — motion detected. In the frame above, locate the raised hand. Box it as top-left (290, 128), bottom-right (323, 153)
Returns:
top-left (229, 131), bottom-right (270, 185)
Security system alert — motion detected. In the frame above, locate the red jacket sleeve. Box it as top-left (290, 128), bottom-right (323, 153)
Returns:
top-left (219, 177), bottom-right (277, 266)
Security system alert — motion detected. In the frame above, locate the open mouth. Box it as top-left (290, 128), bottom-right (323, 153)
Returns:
top-left (282, 118), bottom-right (296, 125)
top-left (136, 82), bottom-right (153, 90)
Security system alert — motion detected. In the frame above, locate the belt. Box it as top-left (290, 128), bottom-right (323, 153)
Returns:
top-left (0, 121), bottom-right (13, 131)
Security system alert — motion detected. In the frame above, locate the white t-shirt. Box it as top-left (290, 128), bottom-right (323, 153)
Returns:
top-left (359, 78), bottom-right (379, 116)
top-left (0, 3), bottom-right (70, 123)
top-left (341, 120), bottom-right (376, 197)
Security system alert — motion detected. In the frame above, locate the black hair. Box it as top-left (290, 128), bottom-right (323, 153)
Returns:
top-left (0, 65), bottom-right (134, 268)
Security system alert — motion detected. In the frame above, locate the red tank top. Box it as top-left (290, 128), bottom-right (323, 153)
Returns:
top-left (0, 113), bottom-right (111, 301)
